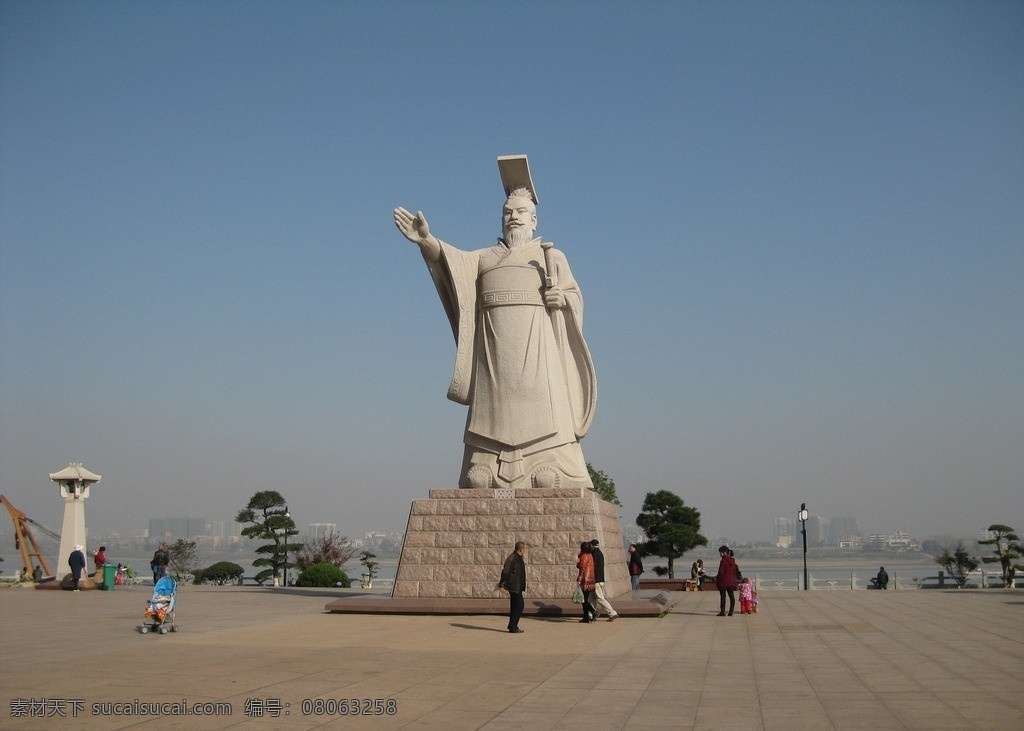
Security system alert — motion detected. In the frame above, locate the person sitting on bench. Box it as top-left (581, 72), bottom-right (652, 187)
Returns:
top-left (869, 566), bottom-right (889, 589)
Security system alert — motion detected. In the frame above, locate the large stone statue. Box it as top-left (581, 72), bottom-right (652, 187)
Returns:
top-left (393, 156), bottom-right (596, 490)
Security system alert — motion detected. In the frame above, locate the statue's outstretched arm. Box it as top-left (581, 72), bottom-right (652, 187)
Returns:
top-left (393, 207), bottom-right (441, 262)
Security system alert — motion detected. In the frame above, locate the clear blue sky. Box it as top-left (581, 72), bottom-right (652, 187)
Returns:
top-left (2, 1), bottom-right (1021, 544)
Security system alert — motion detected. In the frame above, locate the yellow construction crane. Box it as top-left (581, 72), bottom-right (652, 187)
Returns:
top-left (1, 494), bottom-right (58, 579)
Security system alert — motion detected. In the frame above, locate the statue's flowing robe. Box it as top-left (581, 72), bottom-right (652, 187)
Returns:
top-left (424, 238), bottom-right (596, 485)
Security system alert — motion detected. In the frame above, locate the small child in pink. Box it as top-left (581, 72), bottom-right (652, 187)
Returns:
top-left (738, 576), bottom-right (755, 614)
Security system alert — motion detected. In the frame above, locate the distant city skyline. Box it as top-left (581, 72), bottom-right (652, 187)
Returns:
top-left (0, 482), bottom-right (1007, 565)
top-left (0, 510), bottom-right (1007, 578)
top-left (68, 510), bottom-right (1004, 547)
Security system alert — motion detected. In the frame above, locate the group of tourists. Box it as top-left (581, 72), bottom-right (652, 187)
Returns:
top-left (497, 540), bottom-right (767, 629)
top-left (497, 539), bottom-right (623, 634)
top-left (573, 539), bottom-right (620, 624)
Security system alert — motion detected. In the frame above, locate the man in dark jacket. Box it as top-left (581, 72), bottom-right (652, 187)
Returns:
top-left (500, 542), bottom-right (527, 633)
top-left (628, 544), bottom-right (644, 590)
top-left (68, 545), bottom-right (87, 591)
top-left (589, 539), bottom-right (618, 621)
top-left (716, 545), bottom-right (737, 616)
top-left (152, 544), bottom-right (170, 582)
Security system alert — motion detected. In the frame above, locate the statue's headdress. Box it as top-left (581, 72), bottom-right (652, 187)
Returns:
top-left (498, 154), bottom-right (538, 205)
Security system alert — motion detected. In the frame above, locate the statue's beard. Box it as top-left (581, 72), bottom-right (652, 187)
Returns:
top-left (504, 226), bottom-right (534, 248)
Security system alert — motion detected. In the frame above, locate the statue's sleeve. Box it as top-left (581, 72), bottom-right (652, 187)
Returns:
top-left (548, 248), bottom-right (597, 437)
top-left (423, 241), bottom-right (478, 405)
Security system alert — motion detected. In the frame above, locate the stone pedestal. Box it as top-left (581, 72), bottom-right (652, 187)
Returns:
top-left (393, 487), bottom-right (630, 600)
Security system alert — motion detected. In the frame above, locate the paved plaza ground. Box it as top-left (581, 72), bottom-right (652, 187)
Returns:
top-left (1, 583), bottom-right (1021, 730)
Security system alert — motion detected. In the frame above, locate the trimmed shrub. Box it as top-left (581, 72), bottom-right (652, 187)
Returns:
top-left (194, 561), bottom-right (245, 585)
top-left (295, 562), bottom-right (350, 588)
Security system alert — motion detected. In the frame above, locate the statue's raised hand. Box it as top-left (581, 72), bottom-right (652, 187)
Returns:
top-left (393, 207), bottom-right (429, 242)
top-left (393, 207), bottom-right (441, 261)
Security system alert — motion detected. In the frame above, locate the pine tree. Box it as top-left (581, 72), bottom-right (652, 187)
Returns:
top-left (979, 524), bottom-right (1024, 587)
top-left (635, 490), bottom-right (708, 579)
top-left (235, 490), bottom-right (303, 585)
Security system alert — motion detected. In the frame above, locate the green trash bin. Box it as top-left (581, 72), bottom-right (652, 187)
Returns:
top-left (103, 564), bottom-right (117, 591)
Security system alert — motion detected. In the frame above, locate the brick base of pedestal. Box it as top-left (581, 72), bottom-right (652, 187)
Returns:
top-left (393, 487), bottom-right (630, 600)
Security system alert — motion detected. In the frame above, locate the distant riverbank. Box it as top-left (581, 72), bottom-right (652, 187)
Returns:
top-left (1, 545), bottom-right (946, 585)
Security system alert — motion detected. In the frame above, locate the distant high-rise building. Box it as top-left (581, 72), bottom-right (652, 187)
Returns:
top-left (622, 526), bottom-right (645, 546)
top-left (807, 516), bottom-right (824, 547)
top-left (828, 516), bottom-right (860, 544)
top-left (148, 518), bottom-right (207, 540)
top-left (774, 517), bottom-right (795, 546)
top-left (308, 523), bottom-right (338, 541)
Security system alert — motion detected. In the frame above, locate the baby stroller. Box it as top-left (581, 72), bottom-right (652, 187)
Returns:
top-left (140, 576), bottom-right (178, 634)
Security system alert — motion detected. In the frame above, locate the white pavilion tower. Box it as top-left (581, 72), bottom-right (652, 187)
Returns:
top-left (49, 462), bottom-right (101, 586)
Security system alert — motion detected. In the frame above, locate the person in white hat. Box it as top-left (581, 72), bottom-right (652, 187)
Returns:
top-left (68, 545), bottom-right (87, 591)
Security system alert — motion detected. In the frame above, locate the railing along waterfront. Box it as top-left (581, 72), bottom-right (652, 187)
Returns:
top-left (753, 570), bottom-right (1004, 590)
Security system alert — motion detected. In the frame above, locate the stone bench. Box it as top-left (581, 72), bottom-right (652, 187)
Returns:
top-left (638, 578), bottom-right (688, 591)
top-left (913, 575), bottom-right (975, 589)
top-left (638, 578), bottom-right (716, 591)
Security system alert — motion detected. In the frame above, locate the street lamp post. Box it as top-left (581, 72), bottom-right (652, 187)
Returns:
top-left (281, 505), bottom-right (290, 587)
top-left (799, 502), bottom-right (809, 590)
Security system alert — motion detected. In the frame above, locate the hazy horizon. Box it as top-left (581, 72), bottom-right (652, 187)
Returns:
top-left (0, 504), bottom-right (1004, 553)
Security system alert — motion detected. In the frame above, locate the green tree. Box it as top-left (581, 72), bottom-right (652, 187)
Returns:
top-left (635, 490), bottom-right (708, 579)
top-left (295, 562), bottom-right (349, 588)
top-left (194, 561), bottom-right (244, 585)
top-left (235, 490), bottom-right (303, 585)
top-left (934, 543), bottom-right (979, 587)
top-left (979, 524), bottom-right (1024, 587)
top-left (587, 463), bottom-right (621, 506)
